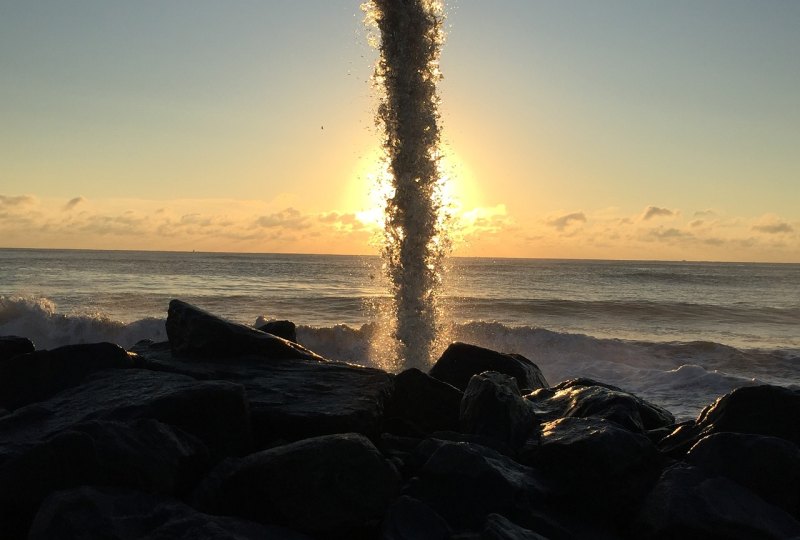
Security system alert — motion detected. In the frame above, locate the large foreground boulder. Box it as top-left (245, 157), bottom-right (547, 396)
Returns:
top-left (659, 385), bottom-right (800, 456)
top-left (194, 433), bottom-right (399, 536)
top-left (134, 341), bottom-right (393, 447)
top-left (384, 368), bottom-right (462, 436)
top-left (526, 378), bottom-right (675, 433)
top-left (0, 342), bottom-right (138, 410)
top-left (0, 336), bottom-right (34, 362)
top-left (166, 299), bottom-right (320, 360)
top-left (429, 342), bottom-right (549, 392)
top-left (633, 463), bottom-right (800, 539)
top-left (29, 486), bottom-right (312, 540)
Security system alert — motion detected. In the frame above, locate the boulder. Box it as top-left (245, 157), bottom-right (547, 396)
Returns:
top-left (257, 319), bottom-right (297, 343)
top-left (429, 342), bottom-right (549, 392)
top-left (460, 371), bottom-right (536, 451)
top-left (381, 496), bottom-right (451, 540)
top-left (526, 378), bottom-right (675, 433)
top-left (686, 432), bottom-right (800, 517)
top-left (134, 341), bottom-right (393, 448)
top-left (166, 299), bottom-right (320, 360)
top-left (29, 486), bottom-right (313, 540)
top-left (384, 368), bottom-right (462, 436)
top-left (0, 419), bottom-right (210, 539)
top-left (194, 433), bottom-right (399, 536)
top-left (633, 463), bottom-right (800, 539)
top-left (0, 335), bottom-right (34, 361)
top-left (0, 342), bottom-right (138, 410)
top-left (406, 440), bottom-right (548, 532)
top-left (659, 385), bottom-right (800, 456)
top-left (481, 514), bottom-right (551, 540)
top-left (519, 417), bottom-right (662, 525)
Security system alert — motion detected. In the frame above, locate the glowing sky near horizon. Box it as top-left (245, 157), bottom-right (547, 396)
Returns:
top-left (1, 1), bottom-right (798, 262)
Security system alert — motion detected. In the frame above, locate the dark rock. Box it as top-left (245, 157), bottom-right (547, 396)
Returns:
top-left (406, 440), bottom-right (548, 531)
top-left (166, 299), bottom-right (321, 360)
top-left (526, 378), bottom-right (675, 433)
top-left (520, 417), bottom-right (662, 525)
top-left (429, 342), bottom-right (549, 392)
top-left (382, 496), bottom-right (451, 540)
top-left (460, 371), bottom-right (536, 451)
top-left (29, 486), bottom-right (313, 540)
top-left (0, 342), bottom-right (138, 410)
top-left (135, 341), bottom-right (393, 448)
top-left (686, 432), bottom-right (800, 517)
top-left (384, 368), bottom-right (462, 436)
top-left (659, 385), bottom-right (800, 456)
top-left (0, 335), bottom-right (34, 361)
top-left (195, 433), bottom-right (399, 535)
top-left (633, 462), bottom-right (800, 539)
top-left (257, 319), bottom-right (297, 343)
top-left (481, 514), bottom-right (550, 540)
top-left (0, 418), bottom-right (211, 539)
top-left (0, 369), bottom-right (252, 461)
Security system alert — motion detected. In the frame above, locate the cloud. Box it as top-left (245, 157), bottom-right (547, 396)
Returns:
top-left (752, 220), bottom-right (794, 234)
top-left (646, 227), bottom-right (693, 241)
top-left (694, 209), bottom-right (717, 218)
top-left (641, 206), bottom-right (675, 221)
top-left (254, 208), bottom-right (310, 229)
top-left (0, 194), bottom-right (36, 208)
top-left (64, 196), bottom-right (86, 211)
top-left (546, 212), bottom-right (586, 231)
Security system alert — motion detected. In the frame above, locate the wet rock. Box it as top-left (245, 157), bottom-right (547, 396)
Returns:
top-left (166, 299), bottom-right (320, 360)
top-left (381, 496), bottom-right (451, 540)
top-left (686, 432), bottom-right (800, 517)
top-left (406, 440), bottom-right (548, 532)
top-left (460, 371), bottom-right (536, 451)
top-left (257, 319), bottom-right (297, 343)
top-left (384, 367), bottom-right (462, 436)
top-left (29, 486), bottom-right (312, 540)
top-left (429, 342), bottom-right (549, 392)
top-left (0, 419), bottom-right (211, 539)
top-left (526, 378), bottom-right (675, 433)
top-left (0, 335), bottom-right (34, 361)
top-left (659, 385), bottom-right (800, 456)
top-left (194, 433), bottom-right (399, 535)
top-left (520, 417), bottom-right (661, 525)
top-left (633, 462), bottom-right (800, 539)
top-left (135, 341), bottom-right (393, 447)
top-left (0, 342), bottom-right (138, 410)
top-left (481, 514), bottom-right (550, 540)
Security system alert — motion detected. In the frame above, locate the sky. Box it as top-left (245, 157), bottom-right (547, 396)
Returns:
top-left (1, 1), bottom-right (798, 262)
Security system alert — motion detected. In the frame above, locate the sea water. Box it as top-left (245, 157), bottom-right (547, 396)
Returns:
top-left (1, 248), bottom-right (798, 420)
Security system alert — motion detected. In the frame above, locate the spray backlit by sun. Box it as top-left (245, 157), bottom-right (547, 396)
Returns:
top-left (363, 0), bottom-right (450, 369)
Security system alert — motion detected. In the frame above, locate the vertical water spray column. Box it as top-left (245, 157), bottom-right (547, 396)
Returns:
top-left (367, 0), bottom-right (448, 368)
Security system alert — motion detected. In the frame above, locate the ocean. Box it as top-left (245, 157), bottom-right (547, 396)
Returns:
top-left (1, 247), bottom-right (798, 420)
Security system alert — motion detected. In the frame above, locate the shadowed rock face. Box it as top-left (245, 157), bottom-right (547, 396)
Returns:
top-left (193, 433), bottom-right (399, 536)
top-left (257, 320), bottom-right (297, 343)
top-left (384, 367), bottom-right (462, 436)
top-left (166, 299), bottom-right (320, 360)
top-left (429, 342), bottom-right (549, 392)
top-left (0, 336), bottom-right (34, 362)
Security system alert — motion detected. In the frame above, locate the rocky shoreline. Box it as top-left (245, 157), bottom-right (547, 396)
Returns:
top-left (0, 299), bottom-right (798, 539)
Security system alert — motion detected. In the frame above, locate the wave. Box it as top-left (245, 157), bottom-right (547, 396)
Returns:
top-left (2, 295), bottom-right (797, 421)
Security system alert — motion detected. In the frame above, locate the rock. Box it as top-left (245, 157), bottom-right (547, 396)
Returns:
top-left (381, 496), bottom-right (451, 540)
top-left (135, 341), bottom-right (393, 448)
top-left (0, 342), bottom-right (138, 410)
top-left (257, 319), bottom-right (297, 343)
top-left (0, 419), bottom-right (211, 539)
top-left (384, 368), bottom-right (462, 436)
top-left (29, 486), bottom-right (313, 540)
top-left (194, 433), bottom-right (399, 536)
top-left (0, 369), bottom-right (252, 461)
top-left (0, 335), bottom-right (34, 361)
top-left (633, 463), bottom-right (800, 539)
top-left (520, 417), bottom-right (662, 526)
top-left (481, 514), bottom-right (550, 540)
top-left (406, 440), bottom-right (548, 532)
top-left (685, 432), bottom-right (800, 517)
top-left (460, 371), bottom-right (536, 451)
top-left (526, 378), bottom-right (675, 433)
top-left (166, 299), bottom-right (321, 360)
top-left (429, 342), bottom-right (549, 392)
top-left (659, 385), bottom-right (800, 456)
